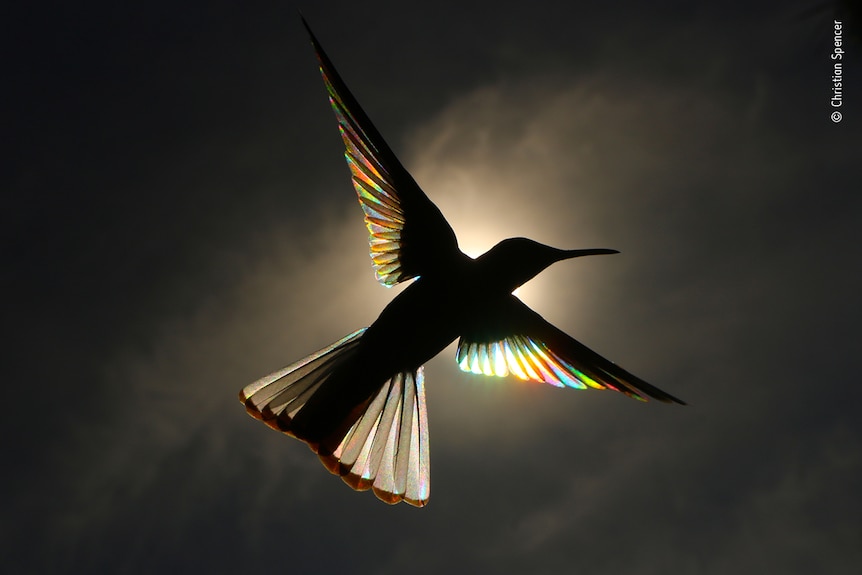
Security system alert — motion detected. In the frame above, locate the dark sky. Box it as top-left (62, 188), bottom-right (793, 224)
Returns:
top-left (5, 1), bottom-right (861, 573)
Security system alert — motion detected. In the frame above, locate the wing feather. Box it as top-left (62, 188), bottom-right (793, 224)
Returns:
top-left (456, 296), bottom-right (685, 404)
top-left (302, 17), bottom-right (463, 286)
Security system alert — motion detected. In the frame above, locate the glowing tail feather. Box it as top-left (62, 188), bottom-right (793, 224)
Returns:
top-left (239, 330), bottom-right (430, 507)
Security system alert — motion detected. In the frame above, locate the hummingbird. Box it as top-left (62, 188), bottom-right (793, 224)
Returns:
top-left (239, 17), bottom-right (685, 508)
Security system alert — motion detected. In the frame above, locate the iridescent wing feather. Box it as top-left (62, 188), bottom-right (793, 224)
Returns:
top-left (456, 295), bottom-right (685, 404)
top-left (302, 17), bottom-right (462, 286)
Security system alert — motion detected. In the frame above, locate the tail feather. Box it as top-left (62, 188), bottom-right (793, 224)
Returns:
top-left (239, 329), bottom-right (430, 507)
top-left (329, 370), bottom-right (430, 506)
top-left (240, 329), bottom-right (366, 437)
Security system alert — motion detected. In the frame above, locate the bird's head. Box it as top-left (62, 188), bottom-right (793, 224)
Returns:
top-left (477, 237), bottom-right (618, 293)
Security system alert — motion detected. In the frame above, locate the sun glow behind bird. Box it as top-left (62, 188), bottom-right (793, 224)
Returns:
top-left (407, 145), bottom-right (600, 316)
top-left (401, 83), bottom-right (624, 319)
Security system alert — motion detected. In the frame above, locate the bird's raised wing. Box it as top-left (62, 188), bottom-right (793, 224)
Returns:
top-left (303, 17), bottom-right (462, 286)
top-left (456, 295), bottom-right (685, 404)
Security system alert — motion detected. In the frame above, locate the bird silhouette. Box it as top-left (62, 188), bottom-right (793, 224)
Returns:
top-left (239, 17), bottom-right (685, 508)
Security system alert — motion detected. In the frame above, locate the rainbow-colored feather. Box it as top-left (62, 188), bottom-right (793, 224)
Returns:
top-left (320, 65), bottom-right (408, 287)
top-left (456, 335), bottom-right (608, 389)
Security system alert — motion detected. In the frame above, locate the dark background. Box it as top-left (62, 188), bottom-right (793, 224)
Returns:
top-left (4, 1), bottom-right (860, 572)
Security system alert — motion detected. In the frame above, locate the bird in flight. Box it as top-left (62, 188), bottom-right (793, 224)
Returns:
top-left (239, 17), bottom-right (685, 508)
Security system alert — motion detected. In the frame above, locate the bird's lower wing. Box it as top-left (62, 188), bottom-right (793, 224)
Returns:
top-left (239, 329), bottom-right (430, 507)
top-left (456, 296), bottom-right (685, 404)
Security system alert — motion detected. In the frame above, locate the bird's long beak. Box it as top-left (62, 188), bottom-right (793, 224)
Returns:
top-left (560, 248), bottom-right (619, 259)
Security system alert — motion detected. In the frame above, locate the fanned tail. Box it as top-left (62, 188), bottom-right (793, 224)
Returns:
top-left (240, 329), bottom-right (366, 439)
top-left (322, 369), bottom-right (429, 507)
top-left (239, 329), bottom-right (430, 507)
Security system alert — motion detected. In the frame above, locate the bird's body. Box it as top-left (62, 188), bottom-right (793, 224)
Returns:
top-left (288, 274), bottom-right (466, 453)
top-left (239, 18), bottom-right (684, 507)
top-left (289, 242), bottom-right (614, 451)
